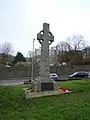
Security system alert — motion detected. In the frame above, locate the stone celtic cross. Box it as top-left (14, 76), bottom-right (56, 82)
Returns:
top-left (37, 23), bottom-right (54, 81)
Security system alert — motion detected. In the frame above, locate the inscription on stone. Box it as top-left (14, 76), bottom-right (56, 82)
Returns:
top-left (41, 83), bottom-right (54, 91)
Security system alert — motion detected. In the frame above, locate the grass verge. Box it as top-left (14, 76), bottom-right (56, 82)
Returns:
top-left (0, 79), bottom-right (90, 120)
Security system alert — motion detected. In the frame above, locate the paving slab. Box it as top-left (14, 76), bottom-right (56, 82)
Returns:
top-left (24, 88), bottom-right (72, 99)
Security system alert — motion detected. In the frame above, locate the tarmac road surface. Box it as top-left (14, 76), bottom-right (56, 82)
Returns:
top-left (0, 75), bottom-right (69, 85)
top-left (0, 78), bottom-right (29, 85)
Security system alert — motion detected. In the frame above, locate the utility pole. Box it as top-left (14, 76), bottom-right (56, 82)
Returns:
top-left (31, 38), bottom-right (35, 81)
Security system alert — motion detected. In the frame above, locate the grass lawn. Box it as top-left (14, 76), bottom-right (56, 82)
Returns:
top-left (0, 80), bottom-right (90, 120)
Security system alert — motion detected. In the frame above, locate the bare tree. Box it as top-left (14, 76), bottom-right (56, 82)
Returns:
top-left (56, 41), bottom-right (72, 55)
top-left (0, 42), bottom-right (14, 64)
top-left (50, 34), bottom-right (87, 67)
top-left (27, 47), bottom-right (41, 63)
top-left (71, 34), bottom-right (86, 51)
top-left (27, 51), bottom-right (33, 61)
top-left (49, 47), bottom-right (58, 65)
top-left (49, 42), bottom-right (71, 66)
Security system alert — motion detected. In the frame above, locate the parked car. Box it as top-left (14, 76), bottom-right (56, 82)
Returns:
top-left (88, 72), bottom-right (90, 78)
top-left (68, 71), bottom-right (89, 80)
top-left (49, 73), bottom-right (59, 80)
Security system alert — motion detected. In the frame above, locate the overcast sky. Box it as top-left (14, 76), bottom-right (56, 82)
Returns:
top-left (0, 0), bottom-right (90, 56)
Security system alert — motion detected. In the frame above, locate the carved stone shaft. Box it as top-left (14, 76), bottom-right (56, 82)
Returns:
top-left (31, 23), bottom-right (57, 92)
top-left (37, 23), bottom-right (54, 81)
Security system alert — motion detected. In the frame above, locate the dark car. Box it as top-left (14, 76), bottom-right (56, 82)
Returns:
top-left (68, 71), bottom-right (89, 80)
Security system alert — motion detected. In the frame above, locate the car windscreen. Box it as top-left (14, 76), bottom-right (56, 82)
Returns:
top-left (51, 74), bottom-right (56, 76)
top-left (72, 72), bottom-right (78, 75)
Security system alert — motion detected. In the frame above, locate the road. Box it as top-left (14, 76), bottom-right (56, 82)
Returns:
top-left (0, 78), bottom-right (30, 85)
top-left (0, 75), bottom-right (69, 85)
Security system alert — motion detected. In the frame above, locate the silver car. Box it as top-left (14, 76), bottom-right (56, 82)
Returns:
top-left (49, 73), bottom-right (59, 79)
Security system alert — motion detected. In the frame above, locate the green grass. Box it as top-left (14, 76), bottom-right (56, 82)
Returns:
top-left (0, 80), bottom-right (90, 120)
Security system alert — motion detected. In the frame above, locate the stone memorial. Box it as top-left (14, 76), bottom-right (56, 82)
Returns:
top-left (31, 23), bottom-right (57, 92)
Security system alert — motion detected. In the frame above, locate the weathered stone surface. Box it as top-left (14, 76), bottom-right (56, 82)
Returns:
top-left (32, 80), bottom-right (58, 92)
top-left (25, 90), bottom-right (71, 99)
top-left (31, 23), bottom-right (57, 92)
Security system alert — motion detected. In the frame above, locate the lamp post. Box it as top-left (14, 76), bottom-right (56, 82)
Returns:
top-left (31, 38), bottom-right (36, 81)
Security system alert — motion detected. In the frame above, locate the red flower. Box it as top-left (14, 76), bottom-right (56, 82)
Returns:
top-left (58, 86), bottom-right (68, 92)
